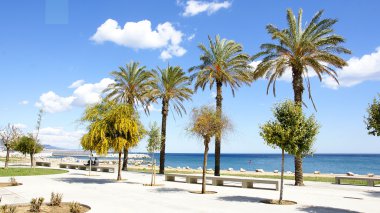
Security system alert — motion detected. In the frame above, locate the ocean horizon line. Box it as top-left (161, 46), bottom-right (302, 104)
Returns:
top-left (46, 150), bottom-right (380, 155)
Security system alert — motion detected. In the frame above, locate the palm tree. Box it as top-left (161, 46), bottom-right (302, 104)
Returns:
top-left (151, 65), bottom-right (193, 174)
top-left (104, 61), bottom-right (155, 171)
top-left (189, 35), bottom-right (251, 176)
top-left (252, 9), bottom-right (351, 186)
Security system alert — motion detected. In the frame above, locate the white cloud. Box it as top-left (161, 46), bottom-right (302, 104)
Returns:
top-left (72, 78), bottom-right (114, 106)
top-left (90, 19), bottom-right (186, 60)
top-left (323, 47), bottom-right (380, 89)
top-left (13, 123), bottom-right (27, 129)
top-left (19, 100), bottom-right (29, 105)
top-left (160, 44), bottom-right (186, 60)
top-left (38, 127), bottom-right (85, 149)
top-left (182, 0), bottom-right (231, 17)
top-left (249, 61), bottom-right (261, 70)
top-left (35, 91), bottom-right (75, 113)
top-left (69, 80), bottom-right (85, 88)
top-left (36, 78), bottom-right (114, 113)
top-left (188, 33), bottom-right (195, 41)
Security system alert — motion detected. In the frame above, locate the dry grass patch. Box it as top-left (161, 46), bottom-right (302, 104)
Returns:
top-left (0, 183), bottom-right (22, 187)
top-left (8, 203), bottom-right (90, 213)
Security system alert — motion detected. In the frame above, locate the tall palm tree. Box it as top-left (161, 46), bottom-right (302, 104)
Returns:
top-left (151, 65), bottom-right (193, 174)
top-left (104, 61), bottom-right (155, 171)
top-left (252, 9), bottom-right (351, 186)
top-left (189, 35), bottom-right (251, 176)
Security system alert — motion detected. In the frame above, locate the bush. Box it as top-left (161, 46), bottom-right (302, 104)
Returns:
top-left (8, 177), bottom-right (17, 186)
top-left (50, 192), bottom-right (63, 206)
top-left (69, 202), bottom-right (81, 213)
top-left (30, 197), bottom-right (44, 212)
top-left (0, 205), bottom-right (17, 213)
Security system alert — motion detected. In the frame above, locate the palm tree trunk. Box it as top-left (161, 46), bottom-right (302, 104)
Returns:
top-left (280, 147), bottom-right (285, 203)
top-left (5, 147), bottom-right (10, 169)
top-left (117, 152), bottom-right (122, 181)
top-left (123, 102), bottom-right (134, 171)
top-left (159, 98), bottom-right (169, 174)
top-left (215, 81), bottom-right (223, 176)
top-left (292, 67), bottom-right (304, 186)
top-left (294, 156), bottom-right (304, 186)
top-left (122, 147), bottom-right (128, 171)
top-left (202, 137), bottom-right (210, 194)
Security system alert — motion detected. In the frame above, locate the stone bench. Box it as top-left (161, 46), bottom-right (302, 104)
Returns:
top-left (36, 161), bottom-right (51, 167)
top-left (165, 174), bottom-right (279, 191)
top-left (335, 176), bottom-right (380, 186)
top-left (210, 176), bottom-right (279, 190)
top-left (58, 163), bottom-right (115, 173)
top-left (164, 173), bottom-right (201, 183)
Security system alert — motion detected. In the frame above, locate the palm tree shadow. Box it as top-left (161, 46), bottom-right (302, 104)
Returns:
top-left (217, 196), bottom-right (264, 203)
top-left (151, 187), bottom-right (186, 193)
top-left (54, 177), bottom-right (115, 184)
top-left (297, 206), bottom-right (360, 213)
top-left (366, 190), bottom-right (380, 198)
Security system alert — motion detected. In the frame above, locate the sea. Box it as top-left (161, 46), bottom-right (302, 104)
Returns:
top-left (50, 153), bottom-right (380, 175)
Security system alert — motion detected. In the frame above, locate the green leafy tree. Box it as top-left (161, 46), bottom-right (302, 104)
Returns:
top-left (253, 9), bottom-right (350, 185)
top-left (146, 122), bottom-right (161, 186)
top-left (151, 65), bottom-right (193, 174)
top-left (104, 61), bottom-right (155, 171)
top-left (81, 101), bottom-right (146, 180)
top-left (190, 35), bottom-right (251, 176)
top-left (365, 94), bottom-right (380, 137)
top-left (0, 124), bottom-right (21, 168)
top-left (14, 135), bottom-right (43, 168)
top-left (260, 101), bottom-right (319, 203)
top-left (188, 106), bottom-right (231, 194)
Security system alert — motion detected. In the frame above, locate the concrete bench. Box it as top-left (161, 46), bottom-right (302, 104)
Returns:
top-left (36, 161), bottom-right (51, 167)
top-left (335, 176), bottom-right (380, 186)
top-left (210, 176), bottom-right (279, 190)
top-left (58, 163), bottom-right (115, 173)
top-left (164, 174), bottom-right (202, 183)
top-left (165, 174), bottom-right (279, 191)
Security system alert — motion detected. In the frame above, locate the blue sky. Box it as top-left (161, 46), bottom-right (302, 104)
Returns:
top-left (1, 0), bottom-right (380, 153)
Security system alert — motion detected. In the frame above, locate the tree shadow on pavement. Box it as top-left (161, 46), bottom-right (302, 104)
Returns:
top-left (54, 177), bottom-right (115, 184)
top-left (366, 190), bottom-right (380, 198)
top-left (217, 196), bottom-right (264, 203)
top-left (297, 206), bottom-right (360, 213)
top-left (151, 187), bottom-right (186, 193)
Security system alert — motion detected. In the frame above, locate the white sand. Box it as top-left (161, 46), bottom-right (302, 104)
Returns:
top-left (0, 167), bottom-right (379, 213)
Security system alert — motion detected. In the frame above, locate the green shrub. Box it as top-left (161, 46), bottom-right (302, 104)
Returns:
top-left (50, 192), bottom-right (63, 206)
top-left (30, 197), bottom-right (44, 212)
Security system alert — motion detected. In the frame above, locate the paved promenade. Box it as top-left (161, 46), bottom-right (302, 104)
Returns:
top-left (0, 169), bottom-right (379, 212)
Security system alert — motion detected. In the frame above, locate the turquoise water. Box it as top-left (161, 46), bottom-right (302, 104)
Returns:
top-left (159, 153), bottom-right (380, 175)
top-left (52, 153), bottom-right (380, 175)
